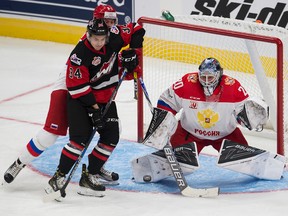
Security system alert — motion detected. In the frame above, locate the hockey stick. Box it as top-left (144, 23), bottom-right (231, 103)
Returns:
top-left (133, 71), bottom-right (138, 100)
top-left (43, 69), bottom-right (128, 202)
top-left (138, 77), bottom-right (219, 197)
top-left (138, 77), bottom-right (153, 112)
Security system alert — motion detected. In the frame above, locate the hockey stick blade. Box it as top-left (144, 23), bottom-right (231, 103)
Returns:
top-left (181, 186), bottom-right (219, 198)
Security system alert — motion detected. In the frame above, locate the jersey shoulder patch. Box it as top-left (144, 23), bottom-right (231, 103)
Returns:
top-left (110, 25), bottom-right (120, 34)
top-left (186, 73), bottom-right (198, 83)
top-left (223, 75), bottom-right (236, 86)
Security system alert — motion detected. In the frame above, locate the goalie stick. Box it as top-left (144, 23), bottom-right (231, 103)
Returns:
top-left (43, 69), bottom-right (128, 202)
top-left (139, 77), bottom-right (219, 197)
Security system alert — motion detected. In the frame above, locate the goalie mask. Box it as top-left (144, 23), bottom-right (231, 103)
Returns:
top-left (198, 58), bottom-right (223, 97)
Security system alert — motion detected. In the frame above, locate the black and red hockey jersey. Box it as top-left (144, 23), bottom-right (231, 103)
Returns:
top-left (66, 23), bottom-right (144, 106)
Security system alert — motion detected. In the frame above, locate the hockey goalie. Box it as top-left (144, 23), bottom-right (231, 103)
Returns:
top-left (131, 57), bottom-right (286, 183)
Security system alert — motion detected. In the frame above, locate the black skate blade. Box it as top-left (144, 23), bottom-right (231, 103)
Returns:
top-left (77, 187), bottom-right (105, 198)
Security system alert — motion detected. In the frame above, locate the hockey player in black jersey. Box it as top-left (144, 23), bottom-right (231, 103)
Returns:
top-left (45, 18), bottom-right (145, 199)
top-left (4, 4), bottom-right (140, 187)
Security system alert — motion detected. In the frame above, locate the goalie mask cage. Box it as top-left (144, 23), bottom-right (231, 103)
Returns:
top-left (136, 16), bottom-right (288, 156)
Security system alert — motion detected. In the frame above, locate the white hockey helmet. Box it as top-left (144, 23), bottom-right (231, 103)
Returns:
top-left (198, 57), bottom-right (223, 96)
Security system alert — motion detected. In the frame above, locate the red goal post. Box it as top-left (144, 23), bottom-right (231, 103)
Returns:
top-left (136, 16), bottom-right (287, 156)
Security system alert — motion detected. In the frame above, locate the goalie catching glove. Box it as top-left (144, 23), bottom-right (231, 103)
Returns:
top-left (121, 48), bottom-right (138, 73)
top-left (236, 97), bottom-right (269, 131)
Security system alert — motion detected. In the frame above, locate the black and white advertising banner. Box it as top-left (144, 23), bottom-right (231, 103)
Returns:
top-left (189, 0), bottom-right (287, 28)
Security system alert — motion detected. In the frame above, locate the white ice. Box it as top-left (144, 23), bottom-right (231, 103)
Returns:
top-left (0, 36), bottom-right (287, 216)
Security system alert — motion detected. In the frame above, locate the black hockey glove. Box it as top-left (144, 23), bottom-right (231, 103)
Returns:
top-left (121, 48), bottom-right (138, 73)
top-left (87, 108), bottom-right (105, 129)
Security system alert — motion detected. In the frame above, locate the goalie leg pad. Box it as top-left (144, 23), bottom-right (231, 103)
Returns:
top-left (217, 139), bottom-right (286, 180)
top-left (254, 152), bottom-right (286, 180)
top-left (132, 143), bottom-right (199, 183)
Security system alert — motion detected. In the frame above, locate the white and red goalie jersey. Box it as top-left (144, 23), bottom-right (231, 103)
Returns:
top-left (157, 72), bottom-right (249, 140)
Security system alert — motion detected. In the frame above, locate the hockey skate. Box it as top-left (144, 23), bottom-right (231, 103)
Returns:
top-left (96, 167), bottom-right (119, 186)
top-left (44, 170), bottom-right (66, 202)
top-left (3, 159), bottom-right (26, 184)
top-left (78, 164), bottom-right (106, 197)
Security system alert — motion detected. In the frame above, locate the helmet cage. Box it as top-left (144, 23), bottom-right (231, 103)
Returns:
top-left (199, 69), bottom-right (221, 88)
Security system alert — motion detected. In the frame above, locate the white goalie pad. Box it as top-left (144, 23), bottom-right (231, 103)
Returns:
top-left (217, 139), bottom-right (286, 180)
top-left (132, 142), bottom-right (200, 183)
top-left (143, 107), bottom-right (177, 149)
top-left (237, 96), bottom-right (269, 131)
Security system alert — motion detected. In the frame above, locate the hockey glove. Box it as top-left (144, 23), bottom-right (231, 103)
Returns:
top-left (121, 48), bottom-right (138, 73)
top-left (87, 108), bottom-right (105, 129)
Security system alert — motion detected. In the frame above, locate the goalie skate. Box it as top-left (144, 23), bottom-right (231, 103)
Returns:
top-left (77, 164), bottom-right (105, 197)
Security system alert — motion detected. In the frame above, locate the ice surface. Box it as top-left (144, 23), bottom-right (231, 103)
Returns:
top-left (0, 37), bottom-right (287, 216)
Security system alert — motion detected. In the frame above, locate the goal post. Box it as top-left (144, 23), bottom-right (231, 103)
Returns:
top-left (136, 16), bottom-right (287, 156)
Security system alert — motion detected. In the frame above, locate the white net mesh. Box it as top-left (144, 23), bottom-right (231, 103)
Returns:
top-left (140, 15), bottom-right (288, 155)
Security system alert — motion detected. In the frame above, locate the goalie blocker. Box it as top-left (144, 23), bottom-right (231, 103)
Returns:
top-left (143, 107), bottom-right (177, 150)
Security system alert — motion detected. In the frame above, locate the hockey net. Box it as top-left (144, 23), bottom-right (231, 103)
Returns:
top-left (136, 16), bottom-right (288, 156)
